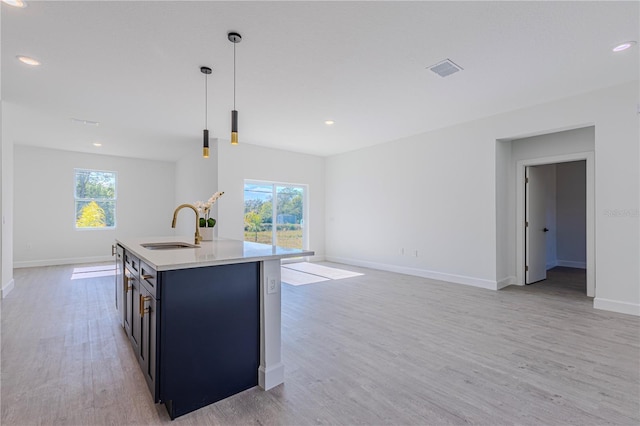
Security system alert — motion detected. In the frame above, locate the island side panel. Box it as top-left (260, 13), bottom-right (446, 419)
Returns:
top-left (159, 262), bottom-right (260, 419)
top-left (259, 259), bottom-right (284, 390)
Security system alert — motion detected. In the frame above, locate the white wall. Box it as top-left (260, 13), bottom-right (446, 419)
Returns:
top-left (1, 102), bottom-right (16, 297)
top-left (326, 120), bottom-right (498, 289)
top-left (556, 161), bottom-right (586, 267)
top-left (0, 10), bottom-right (10, 298)
top-left (495, 135), bottom-right (512, 289)
top-left (510, 127), bottom-right (595, 163)
top-left (328, 81), bottom-right (639, 315)
top-left (13, 145), bottom-right (176, 267)
top-left (216, 141), bottom-right (325, 260)
top-left (591, 84), bottom-right (640, 315)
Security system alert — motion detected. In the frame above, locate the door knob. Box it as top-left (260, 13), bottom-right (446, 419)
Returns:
top-left (543, 228), bottom-right (549, 232)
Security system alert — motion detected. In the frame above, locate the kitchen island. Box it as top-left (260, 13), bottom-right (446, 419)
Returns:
top-left (114, 236), bottom-right (314, 419)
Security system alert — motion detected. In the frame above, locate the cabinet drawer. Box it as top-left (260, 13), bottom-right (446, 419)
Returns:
top-left (124, 251), bottom-right (140, 277)
top-left (140, 260), bottom-right (158, 299)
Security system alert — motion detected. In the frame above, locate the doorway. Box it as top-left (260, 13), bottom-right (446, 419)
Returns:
top-left (516, 152), bottom-right (594, 297)
top-left (243, 180), bottom-right (308, 250)
top-left (526, 161), bottom-right (588, 288)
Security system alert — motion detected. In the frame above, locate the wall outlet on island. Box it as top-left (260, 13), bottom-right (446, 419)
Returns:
top-left (267, 276), bottom-right (278, 294)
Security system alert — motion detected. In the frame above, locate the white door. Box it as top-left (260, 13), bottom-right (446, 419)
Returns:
top-left (526, 166), bottom-right (548, 284)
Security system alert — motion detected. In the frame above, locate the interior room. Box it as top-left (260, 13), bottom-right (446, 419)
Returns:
top-left (1, 1), bottom-right (638, 424)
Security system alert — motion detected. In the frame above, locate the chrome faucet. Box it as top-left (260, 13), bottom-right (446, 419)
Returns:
top-left (171, 204), bottom-right (202, 245)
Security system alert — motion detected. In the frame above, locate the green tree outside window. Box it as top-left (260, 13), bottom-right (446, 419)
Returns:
top-left (75, 169), bottom-right (117, 229)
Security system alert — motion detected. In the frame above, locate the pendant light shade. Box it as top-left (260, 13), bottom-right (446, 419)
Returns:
top-left (201, 66), bottom-right (212, 158)
top-left (228, 32), bottom-right (241, 145)
top-left (231, 110), bottom-right (238, 145)
top-left (203, 129), bottom-right (209, 158)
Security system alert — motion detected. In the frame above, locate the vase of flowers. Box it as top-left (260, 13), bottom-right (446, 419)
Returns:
top-left (194, 191), bottom-right (224, 241)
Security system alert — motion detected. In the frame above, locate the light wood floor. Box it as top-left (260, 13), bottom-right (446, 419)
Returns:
top-left (2, 263), bottom-right (638, 425)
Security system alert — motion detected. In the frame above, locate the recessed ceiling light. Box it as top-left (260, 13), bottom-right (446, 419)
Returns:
top-left (324, 120), bottom-right (335, 126)
top-left (92, 142), bottom-right (102, 147)
top-left (71, 118), bottom-right (100, 126)
top-left (2, 0), bottom-right (27, 8)
top-left (16, 55), bottom-right (40, 66)
top-left (612, 41), bottom-right (637, 52)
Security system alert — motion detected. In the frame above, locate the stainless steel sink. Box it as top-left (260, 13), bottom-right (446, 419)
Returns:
top-left (141, 242), bottom-right (198, 250)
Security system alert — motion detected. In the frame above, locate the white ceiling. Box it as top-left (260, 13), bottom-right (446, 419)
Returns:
top-left (2, 1), bottom-right (638, 161)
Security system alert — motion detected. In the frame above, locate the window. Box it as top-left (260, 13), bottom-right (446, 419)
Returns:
top-left (244, 181), bottom-right (307, 249)
top-left (74, 169), bottom-right (117, 229)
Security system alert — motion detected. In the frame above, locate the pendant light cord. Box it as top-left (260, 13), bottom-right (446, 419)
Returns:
top-left (204, 73), bottom-right (208, 129)
top-left (233, 42), bottom-right (236, 109)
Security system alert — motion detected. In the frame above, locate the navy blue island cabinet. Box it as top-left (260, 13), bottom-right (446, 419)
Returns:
top-left (118, 247), bottom-right (260, 420)
top-left (115, 237), bottom-right (314, 420)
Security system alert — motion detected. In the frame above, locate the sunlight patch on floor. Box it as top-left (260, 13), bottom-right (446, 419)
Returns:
top-left (281, 263), bottom-right (364, 286)
top-left (71, 264), bottom-right (115, 280)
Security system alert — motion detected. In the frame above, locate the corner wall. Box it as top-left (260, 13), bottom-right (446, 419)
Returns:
top-left (1, 102), bottom-right (16, 297)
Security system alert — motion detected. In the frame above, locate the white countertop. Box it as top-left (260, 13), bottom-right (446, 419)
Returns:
top-left (116, 236), bottom-right (314, 271)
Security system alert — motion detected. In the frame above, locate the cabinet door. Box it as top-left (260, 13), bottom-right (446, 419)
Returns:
top-left (124, 272), bottom-right (134, 337)
top-left (115, 245), bottom-right (124, 328)
top-left (140, 287), bottom-right (158, 401)
top-left (130, 276), bottom-right (142, 357)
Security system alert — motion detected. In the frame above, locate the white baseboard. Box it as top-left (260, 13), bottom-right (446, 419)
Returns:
top-left (497, 276), bottom-right (517, 289)
top-left (546, 260), bottom-right (558, 270)
top-left (258, 363), bottom-right (285, 391)
top-left (556, 260), bottom-right (587, 269)
top-left (14, 255), bottom-right (113, 269)
top-left (325, 256), bottom-right (498, 290)
top-left (1, 278), bottom-right (15, 298)
top-left (594, 298), bottom-right (640, 316)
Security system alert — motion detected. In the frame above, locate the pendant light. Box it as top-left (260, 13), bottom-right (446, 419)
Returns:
top-left (200, 66), bottom-right (212, 158)
top-left (228, 32), bottom-right (242, 145)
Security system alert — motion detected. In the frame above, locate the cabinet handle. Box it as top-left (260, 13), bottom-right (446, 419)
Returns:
top-left (124, 275), bottom-right (132, 293)
top-left (141, 274), bottom-right (153, 281)
top-left (139, 294), bottom-right (151, 318)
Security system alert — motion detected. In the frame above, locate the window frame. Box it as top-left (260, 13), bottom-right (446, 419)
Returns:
top-left (74, 168), bottom-right (118, 230)
top-left (243, 179), bottom-right (308, 249)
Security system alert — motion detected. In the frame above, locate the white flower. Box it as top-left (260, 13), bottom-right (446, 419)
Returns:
top-left (207, 191), bottom-right (224, 205)
top-left (193, 192), bottom-right (223, 221)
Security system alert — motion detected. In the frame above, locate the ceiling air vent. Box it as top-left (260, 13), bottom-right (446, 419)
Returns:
top-left (428, 59), bottom-right (463, 77)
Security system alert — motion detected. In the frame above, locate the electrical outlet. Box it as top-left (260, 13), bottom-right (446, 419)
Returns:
top-left (267, 276), bottom-right (278, 294)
